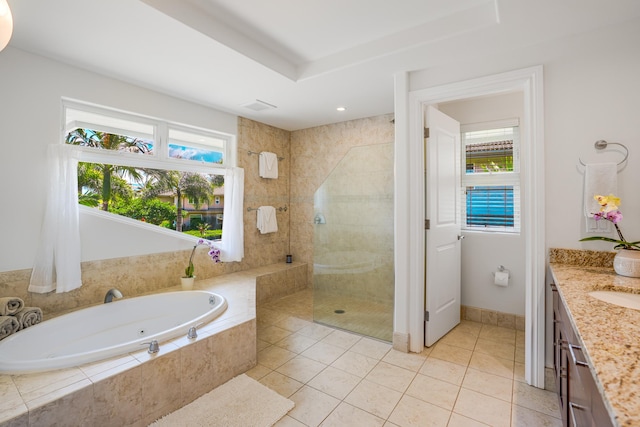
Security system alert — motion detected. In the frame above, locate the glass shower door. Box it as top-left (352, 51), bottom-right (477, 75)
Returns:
top-left (312, 143), bottom-right (394, 341)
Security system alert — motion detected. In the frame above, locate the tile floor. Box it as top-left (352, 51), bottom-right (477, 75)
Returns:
top-left (249, 290), bottom-right (562, 427)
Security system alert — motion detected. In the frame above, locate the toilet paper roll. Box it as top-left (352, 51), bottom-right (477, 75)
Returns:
top-left (494, 271), bottom-right (509, 287)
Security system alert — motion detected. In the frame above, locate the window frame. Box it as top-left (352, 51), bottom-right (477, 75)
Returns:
top-left (62, 98), bottom-right (235, 242)
top-left (461, 119), bottom-right (521, 234)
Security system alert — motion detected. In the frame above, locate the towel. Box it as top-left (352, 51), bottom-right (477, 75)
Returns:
top-left (256, 206), bottom-right (278, 234)
top-left (584, 163), bottom-right (617, 232)
top-left (0, 316), bottom-right (19, 341)
top-left (259, 152), bottom-right (278, 179)
top-left (0, 297), bottom-right (24, 316)
top-left (14, 307), bottom-right (43, 331)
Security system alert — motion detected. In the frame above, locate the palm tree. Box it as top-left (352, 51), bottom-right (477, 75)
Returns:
top-left (141, 170), bottom-right (216, 232)
top-left (67, 129), bottom-right (150, 211)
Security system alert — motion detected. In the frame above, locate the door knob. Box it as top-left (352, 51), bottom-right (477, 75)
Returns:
top-left (458, 235), bottom-right (465, 240)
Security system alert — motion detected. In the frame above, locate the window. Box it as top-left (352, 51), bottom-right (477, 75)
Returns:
top-left (461, 120), bottom-right (520, 233)
top-left (63, 99), bottom-right (233, 236)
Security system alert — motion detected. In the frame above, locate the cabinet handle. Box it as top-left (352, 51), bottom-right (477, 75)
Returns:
top-left (569, 402), bottom-right (588, 426)
top-left (550, 283), bottom-right (558, 291)
top-left (568, 343), bottom-right (589, 367)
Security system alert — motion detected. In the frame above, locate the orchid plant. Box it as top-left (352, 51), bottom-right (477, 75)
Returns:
top-left (580, 194), bottom-right (640, 250)
top-left (184, 239), bottom-right (221, 278)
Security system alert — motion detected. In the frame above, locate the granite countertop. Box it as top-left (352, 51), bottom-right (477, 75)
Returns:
top-left (549, 249), bottom-right (640, 427)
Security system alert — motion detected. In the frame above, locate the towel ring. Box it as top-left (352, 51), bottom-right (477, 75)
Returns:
top-left (578, 140), bottom-right (629, 166)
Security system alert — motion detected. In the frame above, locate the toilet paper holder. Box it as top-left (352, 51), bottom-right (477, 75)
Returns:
top-left (492, 265), bottom-right (510, 286)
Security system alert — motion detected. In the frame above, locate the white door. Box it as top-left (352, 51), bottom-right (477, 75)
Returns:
top-left (424, 105), bottom-right (462, 347)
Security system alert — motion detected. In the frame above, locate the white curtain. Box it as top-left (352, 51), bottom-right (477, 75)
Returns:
top-left (29, 145), bottom-right (83, 293)
top-left (218, 167), bottom-right (244, 262)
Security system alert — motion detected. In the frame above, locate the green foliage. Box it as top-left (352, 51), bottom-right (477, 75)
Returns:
top-left (183, 229), bottom-right (222, 240)
top-left (110, 198), bottom-right (177, 225)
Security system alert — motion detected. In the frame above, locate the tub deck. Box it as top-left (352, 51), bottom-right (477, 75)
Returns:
top-left (0, 262), bottom-right (306, 427)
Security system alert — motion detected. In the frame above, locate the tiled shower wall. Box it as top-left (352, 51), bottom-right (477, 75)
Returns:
top-left (289, 114), bottom-right (395, 285)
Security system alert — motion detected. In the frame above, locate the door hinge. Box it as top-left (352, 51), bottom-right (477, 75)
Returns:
top-left (425, 219), bottom-right (430, 230)
top-left (424, 127), bottom-right (429, 139)
top-left (424, 311), bottom-right (430, 322)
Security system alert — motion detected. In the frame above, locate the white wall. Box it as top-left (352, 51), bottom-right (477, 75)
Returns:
top-left (0, 48), bottom-right (238, 272)
top-left (439, 92), bottom-right (526, 315)
top-left (410, 17), bottom-right (640, 259)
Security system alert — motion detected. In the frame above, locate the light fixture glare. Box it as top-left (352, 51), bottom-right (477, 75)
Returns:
top-left (0, 0), bottom-right (13, 52)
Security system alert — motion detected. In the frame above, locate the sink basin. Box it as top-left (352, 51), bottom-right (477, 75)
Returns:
top-left (588, 291), bottom-right (640, 310)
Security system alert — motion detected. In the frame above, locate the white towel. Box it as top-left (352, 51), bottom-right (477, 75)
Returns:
top-left (584, 162), bottom-right (617, 232)
top-left (259, 152), bottom-right (278, 179)
top-left (256, 206), bottom-right (278, 234)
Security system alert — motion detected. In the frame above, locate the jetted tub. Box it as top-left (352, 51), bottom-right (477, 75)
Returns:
top-left (0, 290), bottom-right (227, 374)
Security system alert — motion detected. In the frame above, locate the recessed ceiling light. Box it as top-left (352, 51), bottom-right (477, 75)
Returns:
top-left (336, 106), bottom-right (347, 112)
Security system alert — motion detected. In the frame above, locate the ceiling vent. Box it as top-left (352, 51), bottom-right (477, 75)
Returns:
top-left (241, 99), bottom-right (277, 112)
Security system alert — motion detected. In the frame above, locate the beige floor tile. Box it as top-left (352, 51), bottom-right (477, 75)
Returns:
top-left (515, 345), bottom-right (525, 363)
top-left (430, 342), bottom-right (473, 366)
top-left (297, 323), bottom-right (335, 340)
top-left (447, 412), bottom-right (491, 426)
top-left (468, 352), bottom-right (514, 379)
top-left (257, 339), bottom-right (271, 351)
top-left (301, 341), bottom-right (347, 365)
top-left (349, 337), bottom-right (392, 360)
top-left (439, 328), bottom-right (478, 351)
top-left (259, 371), bottom-right (304, 398)
top-left (257, 345), bottom-right (297, 370)
top-left (511, 404), bottom-right (563, 427)
top-left (365, 361), bottom-right (416, 393)
top-left (331, 351), bottom-right (379, 378)
top-left (257, 308), bottom-right (288, 326)
top-left (259, 325), bottom-right (293, 344)
top-left (512, 381), bottom-right (561, 418)
top-left (320, 402), bottom-right (385, 427)
top-left (344, 379), bottom-right (402, 419)
top-left (276, 355), bottom-right (328, 383)
top-left (321, 330), bottom-right (362, 350)
top-left (308, 366), bottom-right (362, 400)
top-left (275, 333), bottom-right (319, 354)
top-left (382, 349), bottom-right (428, 372)
top-left (453, 388), bottom-right (511, 427)
top-left (274, 415), bottom-right (307, 427)
top-left (514, 362), bottom-right (525, 383)
top-left (405, 373), bottom-right (460, 410)
top-left (289, 385), bottom-right (340, 427)
top-left (275, 316), bottom-right (314, 332)
top-left (456, 320), bottom-right (483, 336)
top-left (462, 368), bottom-right (513, 402)
top-left (244, 363), bottom-right (272, 380)
top-left (419, 358), bottom-right (467, 386)
top-left (474, 339), bottom-right (515, 361)
top-left (388, 394), bottom-right (451, 427)
top-left (478, 325), bottom-right (516, 345)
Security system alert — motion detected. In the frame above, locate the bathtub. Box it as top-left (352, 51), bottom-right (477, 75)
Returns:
top-left (0, 290), bottom-right (227, 374)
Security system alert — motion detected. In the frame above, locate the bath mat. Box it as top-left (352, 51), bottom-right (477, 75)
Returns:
top-left (149, 374), bottom-right (294, 427)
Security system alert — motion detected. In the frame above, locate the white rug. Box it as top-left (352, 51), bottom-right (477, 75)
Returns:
top-left (149, 374), bottom-right (294, 427)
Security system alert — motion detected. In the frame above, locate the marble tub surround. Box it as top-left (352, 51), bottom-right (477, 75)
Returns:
top-left (0, 265), bottom-right (282, 427)
top-left (549, 259), bottom-right (640, 426)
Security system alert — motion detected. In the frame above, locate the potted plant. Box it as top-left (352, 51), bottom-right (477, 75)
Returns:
top-left (580, 194), bottom-right (640, 277)
top-left (182, 238), bottom-right (221, 289)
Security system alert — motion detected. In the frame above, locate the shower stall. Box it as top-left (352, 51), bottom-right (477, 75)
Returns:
top-left (312, 143), bottom-right (394, 341)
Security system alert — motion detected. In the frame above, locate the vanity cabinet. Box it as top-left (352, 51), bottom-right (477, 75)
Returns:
top-left (551, 283), bottom-right (614, 427)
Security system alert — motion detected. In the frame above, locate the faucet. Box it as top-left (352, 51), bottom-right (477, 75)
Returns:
top-left (104, 288), bottom-right (123, 303)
